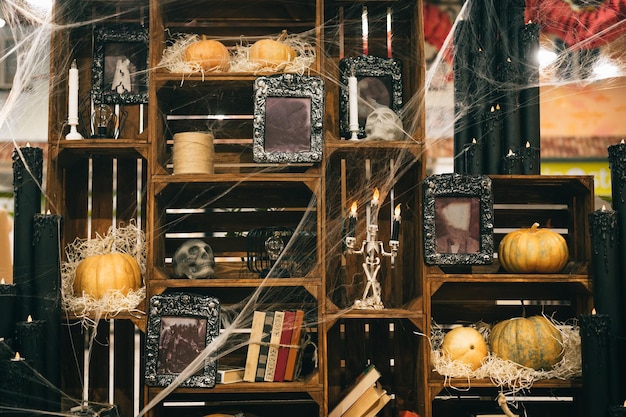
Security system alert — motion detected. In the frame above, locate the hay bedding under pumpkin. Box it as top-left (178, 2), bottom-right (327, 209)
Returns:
top-left (159, 32), bottom-right (316, 76)
top-left (61, 222), bottom-right (146, 319)
top-left (430, 318), bottom-right (582, 393)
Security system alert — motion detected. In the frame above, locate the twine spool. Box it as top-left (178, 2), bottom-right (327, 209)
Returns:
top-left (173, 132), bottom-right (214, 174)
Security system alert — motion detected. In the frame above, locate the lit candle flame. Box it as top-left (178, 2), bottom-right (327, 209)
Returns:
top-left (0, 278), bottom-right (4, 285)
top-left (27, 315), bottom-right (33, 323)
top-left (507, 149), bottom-right (515, 157)
top-left (592, 308), bottom-right (597, 315)
top-left (601, 205), bottom-right (607, 211)
top-left (472, 138), bottom-right (477, 144)
top-left (372, 188), bottom-right (379, 206)
top-left (350, 201), bottom-right (358, 217)
top-left (14, 352), bottom-right (21, 360)
top-left (394, 204), bottom-right (401, 217)
top-left (525, 141), bottom-right (531, 148)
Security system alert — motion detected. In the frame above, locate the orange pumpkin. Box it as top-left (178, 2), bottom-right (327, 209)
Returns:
top-left (441, 326), bottom-right (488, 370)
top-left (184, 36), bottom-right (230, 71)
top-left (490, 315), bottom-right (564, 370)
top-left (249, 31), bottom-right (296, 68)
top-left (498, 222), bottom-right (569, 273)
top-left (73, 248), bottom-right (142, 299)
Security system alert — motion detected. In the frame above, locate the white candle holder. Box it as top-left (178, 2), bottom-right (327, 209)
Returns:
top-left (345, 224), bottom-right (398, 310)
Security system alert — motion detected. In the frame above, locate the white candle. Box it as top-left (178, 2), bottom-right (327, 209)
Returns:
top-left (348, 74), bottom-right (359, 140)
top-left (66, 59), bottom-right (83, 139)
top-left (68, 60), bottom-right (79, 123)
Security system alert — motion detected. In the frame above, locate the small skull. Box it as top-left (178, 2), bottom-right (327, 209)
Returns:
top-left (172, 239), bottom-right (215, 279)
top-left (364, 105), bottom-right (405, 141)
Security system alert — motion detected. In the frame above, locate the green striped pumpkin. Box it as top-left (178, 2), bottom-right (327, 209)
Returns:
top-left (489, 316), bottom-right (564, 370)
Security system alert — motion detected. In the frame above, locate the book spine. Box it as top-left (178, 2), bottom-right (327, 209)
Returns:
top-left (264, 310), bottom-right (284, 382)
top-left (243, 311), bottom-right (265, 382)
top-left (274, 310), bottom-right (295, 382)
top-left (255, 311), bottom-right (274, 382)
top-left (284, 309), bottom-right (304, 381)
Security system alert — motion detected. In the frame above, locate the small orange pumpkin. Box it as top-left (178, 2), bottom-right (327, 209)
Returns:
top-left (441, 326), bottom-right (488, 370)
top-left (73, 244), bottom-right (142, 299)
top-left (249, 31), bottom-right (296, 68)
top-left (184, 36), bottom-right (230, 71)
top-left (498, 222), bottom-right (569, 273)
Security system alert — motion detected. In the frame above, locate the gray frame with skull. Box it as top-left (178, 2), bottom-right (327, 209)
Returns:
top-left (172, 239), bottom-right (215, 279)
top-left (145, 293), bottom-right (220, 388)
top-left (252, 74), bottom-right (324, 163)
top-left (339, 55), bottom-right (403, 140)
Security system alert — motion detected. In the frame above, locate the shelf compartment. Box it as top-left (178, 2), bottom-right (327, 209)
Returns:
top-left (326, 317), bottom-right (423, 416)
top-left (149, 180), bottom-right (320, 281)
top-left (324, 150), bottom-right (424, 310)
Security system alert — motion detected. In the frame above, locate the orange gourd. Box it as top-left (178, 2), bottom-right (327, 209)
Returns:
top-left (489, 315), bottom-right (564, 370)
top-left (73, 245), bottom-right (142, 299)
top-left (184, 36), bottom-right (230, 71)
top-left (498, 222), bottom-right (569, 273)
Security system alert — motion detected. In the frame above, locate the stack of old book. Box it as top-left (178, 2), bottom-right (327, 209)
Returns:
top-left (329, 364), bottom-right (391, 417)
top-left (243, 310), bottom-right (305, 382)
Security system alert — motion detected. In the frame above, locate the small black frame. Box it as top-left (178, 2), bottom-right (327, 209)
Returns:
top-left (339, 55), bottom-right (403, 139)
top-left (145, 293), bottom-right (220, 388)
top-left (252, 74), bottom-right (324, 163)
top-left (422, 173), bottom-right (494, 265)
top-left (92, 24), bottom-right (149, 105)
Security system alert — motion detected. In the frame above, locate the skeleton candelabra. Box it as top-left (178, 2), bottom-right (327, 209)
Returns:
top-left (345, 189), bottom-right (401, 310)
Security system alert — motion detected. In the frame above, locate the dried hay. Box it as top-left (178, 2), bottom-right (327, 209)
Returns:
top-left (430, 317), bottom-right (581, 393)
top-left (61, 221), bottom-right (146, 320)
top-left (159, 31), bottom-right (315, 77)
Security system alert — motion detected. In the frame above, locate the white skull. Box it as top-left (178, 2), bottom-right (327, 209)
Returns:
top-left (364, 106), bottom-right (405, 141)
top-left (173, 239), bottom-right (215, 279)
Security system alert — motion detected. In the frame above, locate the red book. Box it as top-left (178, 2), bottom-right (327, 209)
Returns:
top-left (274, 310), bottom-right (295, 382)
top-left (284, 309), bottom-right (305, 381)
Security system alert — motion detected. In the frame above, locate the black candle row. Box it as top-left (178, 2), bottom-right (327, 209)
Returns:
top-left (452, 0), bottom-right (541, 175)
top-left (1, 145), bottom-right (63, 413)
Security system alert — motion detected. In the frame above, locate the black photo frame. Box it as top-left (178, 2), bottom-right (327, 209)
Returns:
top-left (253, 74), bottom-right (324, 163)
top-left (422, 173), bottom-right (494, 266)
top-left (92, 24), bottom-right (149, 105)
top-left (339, 55), bottom-right (403, 139)
top-left (145, 293), bottom-right (220, 388)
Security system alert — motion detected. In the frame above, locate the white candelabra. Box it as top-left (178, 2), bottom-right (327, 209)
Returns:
top-left (345, 190), bottom-right (401, 310)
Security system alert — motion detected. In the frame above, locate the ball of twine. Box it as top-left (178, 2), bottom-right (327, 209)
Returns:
top-left (173, 132), bottom-right (214, 174)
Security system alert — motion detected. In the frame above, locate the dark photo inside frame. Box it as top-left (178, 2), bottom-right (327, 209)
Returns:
top-left (357, 75), bottom-right (393, 126)
top-left (434, 196), bottom-right (480, 254)
top-left (104, 42), bottom-right (147, 95)
top-left (157, 316), bottom-right (208, 375)
top-left (264, 97), bottom-right (312, 153)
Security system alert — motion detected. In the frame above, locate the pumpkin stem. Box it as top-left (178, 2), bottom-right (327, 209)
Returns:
top-left (105, 238), bottom-right (115, 253)
top-left (277, 30), bottom-right (288, 42)
top-left (497, 392), bottom-right (516, 417)
top-left (530, 222), bottom-right (540, 232)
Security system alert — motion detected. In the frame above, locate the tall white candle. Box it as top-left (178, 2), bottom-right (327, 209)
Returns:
top-left (66, 59), bottom-right (83, 139)
top-left (348, 74), bottom-right (359, 140)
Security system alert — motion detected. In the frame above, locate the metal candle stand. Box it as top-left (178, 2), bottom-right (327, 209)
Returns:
top-left (345, 224), bottom-right (398, 310)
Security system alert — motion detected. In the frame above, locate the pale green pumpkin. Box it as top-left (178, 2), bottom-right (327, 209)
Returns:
top-left (489, 315), bottom-right (564, 370)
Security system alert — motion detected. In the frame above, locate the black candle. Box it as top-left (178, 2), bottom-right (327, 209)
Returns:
top-left (521, 141), bottom-right (541, 174)
top-left (32, 213), bottom-right (63, 411)
top-left (391, 204), bottom-right (401, 241)
top-left (0, 352), bottom-right (31, 416)
top-left (499, 57), bottom-right (522, 155)
top-left (0, 280), bottom-right (16, 339)
top-left (15, 315), bottom-right (46, 375)
top-left (502, 149), bottom-right (522, 174)
top-left (453, 20), bottom-right (473, 174)
top-left (12, 145), bottom-right (43, 321)
top-left (588, 207), bottom-right (622, 334)
top-left (579, 312), bottom-right (617, 417)
top-left (463, 138), bottom-right (483, 175)
top-left (519, 22), bottom-right (540, 150)
top-left (483, 105), bottom-right (502, 174)
top-left (608, 141), bottom-right (626, 340)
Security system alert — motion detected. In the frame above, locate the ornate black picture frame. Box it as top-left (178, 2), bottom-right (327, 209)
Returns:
top-left (252, 74), bottom-right (324, 163)
top-left (422, 173), bottom-right (494, 266)
top-left (145, 293), bottom-right (220, 388)
top-left (339, 55), bottom-right (403, 139)
top-left (92, 24), bottom-right (149, 105)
